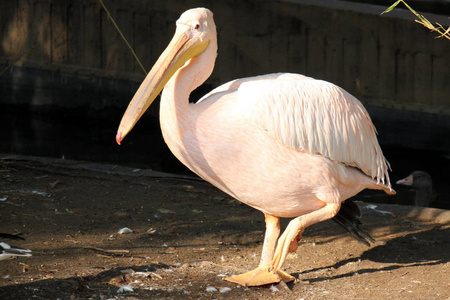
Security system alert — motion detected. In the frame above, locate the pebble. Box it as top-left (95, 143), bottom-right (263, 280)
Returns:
top-left (157, 208), bottom-right (175, 214)
top-left (269, 285), bottom-right (280, 292)
top-left (117, 227), bottom-right (133, 234)
top-left (117, 285), bottom-right (133, 293)
top-left (147, 228), bottom-right (157, 234)
top-left (219, 287), bottom-right (232, 293)
top-left (206, 286), bottom-right (218, 292)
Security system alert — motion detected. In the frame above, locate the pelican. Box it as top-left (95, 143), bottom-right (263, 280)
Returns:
top-left (116, 8), bottom-right (395, 286)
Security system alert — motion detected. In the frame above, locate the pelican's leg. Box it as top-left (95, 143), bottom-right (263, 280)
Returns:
top-left (260, 213), bottom-right (280, 265)
top-left (270, 202), bottom-right (340, 274)
top-left (225, 213), bottom-right (294, 286)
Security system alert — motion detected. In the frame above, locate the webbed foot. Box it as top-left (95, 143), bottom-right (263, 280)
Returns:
top-left (225, 265), bottom-right (295, 286)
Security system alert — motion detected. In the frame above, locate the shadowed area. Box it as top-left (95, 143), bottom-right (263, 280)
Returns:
top-left (0, 157), bottom-right (448, 299)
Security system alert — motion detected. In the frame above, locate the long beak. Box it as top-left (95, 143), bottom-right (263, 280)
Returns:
top-left (116, 27), bottom-right (209, 145)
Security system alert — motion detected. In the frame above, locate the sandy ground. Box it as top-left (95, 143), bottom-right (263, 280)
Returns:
top-left (0, 154), bottom-right (449, 300)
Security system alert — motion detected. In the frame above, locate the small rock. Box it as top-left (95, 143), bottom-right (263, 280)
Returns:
top-left (269, 285), bottom-right (280, 292)
top-left (183, 185), bottom-right (195, 191)
top-left (147, 228), bottom-right (157, 234)
top-left (117, 285), bottom-right (133, 293)
top-left (118, 227), bottom-right (133, 234)
top-left (219, 287), bottom-right (232, 293)
top-left (157, 208), bottom-right (174, 214)
top-left (112, 211), bottom-right (131, 219)
top-left (205, 286), bottom-right (218, 292)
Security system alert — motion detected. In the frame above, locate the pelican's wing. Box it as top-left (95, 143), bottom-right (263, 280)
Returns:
top-left (197, 73), bottom-right (313, 104)
top-left (233, 73), bottom-right (391, 187)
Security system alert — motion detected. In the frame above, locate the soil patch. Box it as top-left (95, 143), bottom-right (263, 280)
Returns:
top-left (0, 155), bottom-right (449, 299)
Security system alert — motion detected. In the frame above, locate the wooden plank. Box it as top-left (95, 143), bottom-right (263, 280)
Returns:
top-left (114, 9), bottom-right (133, 72)
top-left (342, 39), bottom-right (360, 96)
top-left (0, 0), bottom-right (17, 57)
top-left (50, 0), bottom-right (68, 64)
top-left (413, 52), bottom-right (432, 105)
top-left (67, 2), bottom-right (82, 66)
top-left (133, 11), bottom-right (151, 74)
top-left (269, 6), bottom-right (289, 72)
top-left (324, 35), bottom-right (343, 87)
top-left (377, 18), bottom-right (396, 102)
top-left (306, 27), bottom-right (325, 79)
top-left (359, 15), bottom-right (379, 99)
top-left (395, 50), bottom-right (414, 103)
top-left (431, 55), bottom-right (450, 108)
top-left (81, 2), bottom-right (101, 69)
top-left (30, 1), bottom-right (51, 62)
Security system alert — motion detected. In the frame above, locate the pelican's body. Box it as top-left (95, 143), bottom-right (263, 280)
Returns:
top-left (161, 72), bottom-right (388, 218)
top-left (117, 8), bottom-right (395, 286)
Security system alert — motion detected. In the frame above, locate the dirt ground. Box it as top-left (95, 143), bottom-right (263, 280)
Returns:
top-left (0, 154), bottom-right (449, 300)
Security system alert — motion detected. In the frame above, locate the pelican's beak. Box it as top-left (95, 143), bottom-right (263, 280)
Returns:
top-left (396, 174), bottom-right (413, 186)
top-left (116, 25), bottom-right (209, 145)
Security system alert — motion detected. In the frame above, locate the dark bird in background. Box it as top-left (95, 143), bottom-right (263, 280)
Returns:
top-left (396, 171), bottom-right (434, 207)
top-left (0, 233), bottom-right (32, 261)
top-left (396, 171), bottom-right (449, 209)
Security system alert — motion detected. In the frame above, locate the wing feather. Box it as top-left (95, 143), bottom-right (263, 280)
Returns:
top-left (197, 73), bottom-right (391, 187)
top-left (235, 73), bottom-right (391, 187)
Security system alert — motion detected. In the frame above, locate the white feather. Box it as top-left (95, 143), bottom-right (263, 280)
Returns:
top-left (203, 73), bottom-right (391, 187)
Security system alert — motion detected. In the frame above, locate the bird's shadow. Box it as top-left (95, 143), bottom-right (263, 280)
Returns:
top-left (292, 225), bottom-right (449, 283)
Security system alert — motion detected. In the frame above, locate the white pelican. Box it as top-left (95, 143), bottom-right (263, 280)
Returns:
top-left (116, 8), bottom-right (395, 286)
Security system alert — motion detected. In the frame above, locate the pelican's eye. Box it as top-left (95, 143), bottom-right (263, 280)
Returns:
top-left (193, 21), bottom-right (201, 30)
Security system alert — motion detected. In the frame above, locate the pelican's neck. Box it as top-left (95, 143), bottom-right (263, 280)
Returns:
top-left (159, 34), bottom-right (217, 172)
top-left (161, 35), bottom-right (217, 113)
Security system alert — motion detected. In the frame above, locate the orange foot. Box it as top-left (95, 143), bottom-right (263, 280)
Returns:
top-left (225, 265), bottom-right (295, 286)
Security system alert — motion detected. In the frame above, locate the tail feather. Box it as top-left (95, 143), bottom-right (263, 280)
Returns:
top-left (332, 200), bottom-right (374, 246)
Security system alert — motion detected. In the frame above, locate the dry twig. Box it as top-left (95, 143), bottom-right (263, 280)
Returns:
top-left (382, 0), bottom-right (450, 40)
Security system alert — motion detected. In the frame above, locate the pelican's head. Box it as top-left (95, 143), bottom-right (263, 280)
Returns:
top-left (116, 8), bottom-right (215, 145)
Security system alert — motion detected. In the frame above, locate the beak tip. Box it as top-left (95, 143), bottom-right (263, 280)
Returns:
top-left (116, 132), bottom-right (122, 145)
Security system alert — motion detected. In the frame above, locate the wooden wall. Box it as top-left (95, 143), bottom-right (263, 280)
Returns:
top-left (0, 0), bottom-right (449, 115)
